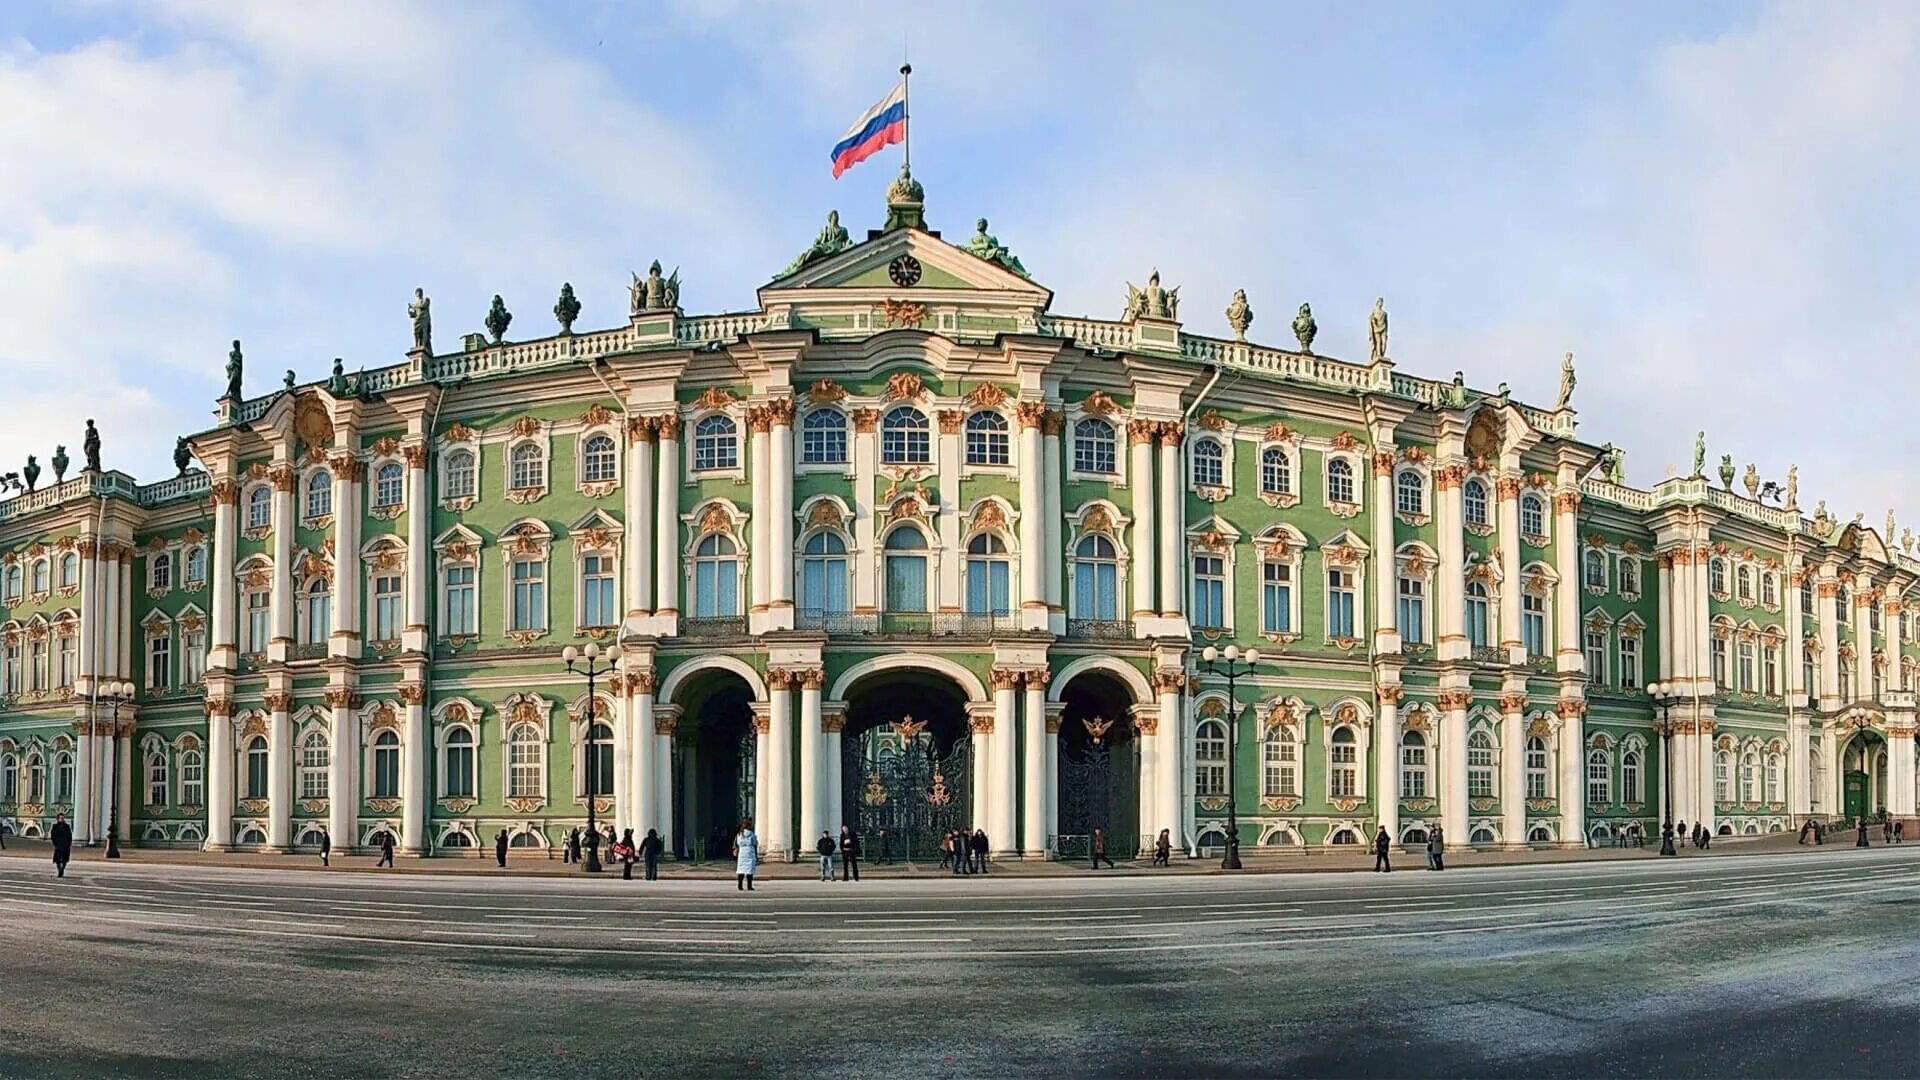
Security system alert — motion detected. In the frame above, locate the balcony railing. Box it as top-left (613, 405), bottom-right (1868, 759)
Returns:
top-left (679, 616), bottom-right (748, 640)
top-left (1065, 618), bottom-right (1135, 641)
top-left (1470, 646), bottom-right (1509, 664)
top-left (798, 610), bottom-right (1017, 639)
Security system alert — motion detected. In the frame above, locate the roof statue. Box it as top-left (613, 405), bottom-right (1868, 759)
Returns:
top-left (1811, 499), bottom-right (1832, 538)
top-left (22, 455), bottom-right (37, 493)
top-left (1742, 464), bottom-right (1759, 500)
top-left (408, 289), bottom-right (432, 354)
top-left (224, 339), bottom-right (244, 401)
top-left (1887, 510), bottom-right (1897, 543)
top-left (1225, 289), bottom-right (1253, 341)
top-left (884, 164), bottom-right (926, 231)
top-left (326, 358), bottom-right (350, 397)
top-left (485, 294), bottom-right (512, 345)
top-left (283, 369), bottom-right (296, 391)
top-left (83, 419), bottom-right (100, 474)
top-left (1784, 465), bottom-right (1798, 511)
top-left (1291, 303), bottom-right (1317, 353)
top-left (1368, 297), bottom-right (1389, 363)
top-left (51, 445), bottom-right (68, 484)
top-left (1449, 371), bottom-right (1468, 408)
top-left (174, 437), bottom-right (192, 477)
top-left (1904, 529), bottom-right (1915, 554)
top-left (1124, 270), bottom-right (1178, 322)
top-left (631, 261), bottom-right (681, 315)
top-left (1555, 352), bottom-right (1576, 410)
top-left (782, 210), bottom-right (853, 277)
top-left (1717, 454), bottom-right (1735, 491)
top-left (554, 282), bottom-right (581, 333)
top-left (1691, 432), bottom-right (1706, 479)
top-left (965, 218), bottom-right (1027, 277)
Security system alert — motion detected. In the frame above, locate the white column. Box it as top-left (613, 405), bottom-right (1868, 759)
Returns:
top-left (625, 422), bottom-right (654, 621)
top-left (1496, 475), bottom-right (1523, 663)
top-left (76, 541), bottom-right (99, 695)
top-left (207, 708), bottom-right (234, 849)
top-left (1156, 427), bottom-right (1182, 618)
top-left (73, 725), bottom-right (94, 845)
top-left (330, 457), bottom-right (361, 659)
top-left (766, 674), bottom-right (792, 856)
top-left (1441, 691), bottom-right (1469, 848)
top-left (654, 417), bottom-right (681, 625)
top-left (1134, 705), bottom-right (1156, 856)
top-left (633, 681), bottom-right (657, 835)
top-left (115, 726), bottom-right (131, 842)
top-left (1017, 406), bottom-right (1046, 631)
top-left (748, 412), bottom-right (771, 629)
top-left (267, 694), bottom-right (291, 850)
top-left (1155, 674), bottom-right (1182, 850)
top-left (1853, 574), bottom-right (1874, 701)
top-left (99, 553), bottom-right (119, 683)
top-left (797, 669), bottom-right (823, 851)
top-left (401, 685), bottom-right (426, 854)
top-left (1016, 672), bottom-right (1043, 856)
top-left (1817, 571), bottom-right (1839, 709)
top-left (937, 411), bottom-right (962, 610)
top-left (1375, 692), bottom-right (1400, 842)
top-left (1558, 702), bottom-right (1585, 846)
top-left (752, 706), bottom-right (770, 840)
top-left (1554, 487), bottom-right (1582, 673)
top-left (988, 671), bottom-right (1018, 847)
top-left (1789, 712), bottom-right (1811, 818)
top-left (852, 409), bottom-right (878, 613)
top-left (1886, 727), bottom-right (1915, 817)
top-left (610, 691), bottom-right (630, 836)
top-left (268, 467), bottom-right (294, 663)
top-left (769, 402), bottom-right (795, 630)
top-left (1435, 464), bottom-right (1466, 661)
top-left (1042, 415), bottom-right (1063, 627)
top-left (1501, 699), bottom-right (1526, 848)
top-left (823, 710), bottom-right (845, 836)
top-left (403, 448), bottom-right (430, 652)
top-left (210, 483), bottom-right (239, 669)
top-left (1656, 556), bottom-right (1675, 679)
top-left (653, 707), bottom-right (676, 852)
top-left (329, 691), bottom-right (356, 850)
top-left (1370, 450), bottom-right (1399, 653)
top-left (1128, 421), bottom-right (1157, 626)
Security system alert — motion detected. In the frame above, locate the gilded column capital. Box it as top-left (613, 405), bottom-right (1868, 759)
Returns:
top-left (1155, 421), bottom-right (1185, 447)
top-left (402, 444), bottom-right (429, 470)
top-left (1376, 685), bottom-right (1405, 706)
top-left (1556, 698), bottom-right (1588, 720)
top-left (1026, 667), bottom-right (1051, 689)
top-left (851, 407), bottom-right (879, 433)
top-left (1151, 670), bottom-right (1185, 695)
top-left (262, 691), bottom-right (294, 713)
top-left (752, 715), bottom-right (771, 734)
top-left (1436, 689), bottom-right (1474, 712)
top-left (746, 406), bottom-right (773, 434)
top-left (268, 464), bottom-right (296, 492)
top-left (1128, 418), bottom-right (1159, 444)
top-left (989, 666), bottom-right (1024, 691)
top-left (625, 671), bottom-right (658, 696)
top-left (1495, 476), bottom-right (1523, 500)
top-left (1553, 491), bottom-right (1581, 514)
top-left (626, 415), bottom-right (656, 445)
top-left (1015, 401), bottom-right (1049, 430)
top-left (766, 397), bottom-right (795, 428)
top-left (654, 714), bottom-right (678, 736)
top-left (820, 713), bottom-right (845, 734)
top-left (937, 409), bottom-right (966, 435)
top-left (794, 667), bottom-right (826, 691)
top-left (323, 687), bottom-right (358, 710)
top-left (1039, 410), bottom-right (1064, 437)
top-left (1372, 451), bottom-right (1397, 477)
top-left (209, 479), bottom-right (240, 506)
top-left (654, 413), bottom-right (682, 440)
top-left (1433, 464), bottom-right (1467, 490)
top-left (970, 714), bottom-right (995, 735)
top-left (1498, 691), bottom-right (1529, 713)
top-left (204, 697), bottom-right (234, 718)
top-left (397, 682), bottom-right (426, 705)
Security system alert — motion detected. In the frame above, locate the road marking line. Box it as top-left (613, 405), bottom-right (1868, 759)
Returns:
top-left (248, 918), bottom-right (344, 930)
top-left (484, 914), bottom-right (589, 922)
top-left (1034, 914), bottom-right (1142, 922)
top-left (1054, 932), bottom-right (1180, 941)
top-left (836, 938), bottom-right (968, 944)
top-left (421, 929), bottom-right (535, 939)
top-left (660, 918), bottom-right (775, 926)
top-left (620, 937), bottom-right (743, 946)
top-left (840, 917), bottom-right (958, 925)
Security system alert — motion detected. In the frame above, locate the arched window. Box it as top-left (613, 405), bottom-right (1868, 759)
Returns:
top-left (1620, 558), bottom-right (1640, 595)
top-left (882, 528), bottom-right (929, 613)
top-left (443, 726), bottom-right (476, 799)
top-left (375, 462), bottom-right (405, 508)
top-left (1740, 750), bottom-right (1759, 803)
top-left (444, 449), bottom-right (476, 499)
top-left (508, 830), bottom-right (542, 848)
top-left (1465, 579), bottom-right (1491, 649)
top-left (23, 752), bottom-right (44, 804)
top-left (179, 750), bottom-right (204, 806)
top-left (57, 553), bottom-right (77, 589)
top-left (1585, 550), bottom-right (1607, 589)
top-left (581, 553), bottom-right (615, 628)
top-left (184, 546), bottom-right (206, 585)
top-left (1622, 749), bottom-right (1642, 803)
top-left (1328, 727), bottom-right (1358, 797)
top-left (1261, 726), bottom-right (1298, 798)
top-left (1260, 447), bottom-right (1292, 496)
top-left (964, 412), bottom-right (1009, 466)
top-left (692, 534), bottom-right (739, 618)
top-left (4, 564), bottom-right (20, 600)
top-left (507, 723), bottom-right (543, 799)
top-left (1836, 583), bottom-right (1851, 622)
top-left (1326, 458), bottom-right (1355, 505)
top-left (52, 750), bottom-right (73, 804)
top-left (306, 470), bottom-right (333, 519)
top-left (800, 531), bottom-right (849, 616)
top-left (581, 434), bottom-right (617, 484)
top-left (152, 553), bottom-right (173, 592)
top-left (881, 406), bottom-right (930, 465)
top-left (1400, 730), bottom-right (1429, 798)
top-left (371, 730), bottom-right (401, 799)
top-left (1713, 749), bottom-right (1732, 802)
top-left (1073, 418), bottom-right (1117, 474)
top-left (299, 730), bottom-right (330, 800)
top-left (1191, 439), bottom-right (1224, 487)
top-left (438, 830), bottom-right (473, 849)
top-left (1074, 534), bottom-right (1119, 621)
top-left (1587, 749), bottom-right (1611, 806)
top-left (965, 533), bottom-right (1010, 616)
top-left (246, 486), bottom-right (270, 530)
top-left (1193, 553), bottom-right (1226, 630)
top-left (1764, 752), bottom-right (1782, 803)
top-left (145, 751), bottom-right (168, 807)
top-left (1520, 494), bottom-right (1545, 538)
top-left (1195, 718), bottom-right (1228, 797)
top-left (1709, 558), bottom-right (1728, 596)
top-left (303, 579), bottom-right (330, 646)
top-left (1468, 730), bottom-right (1497, 798)
top-left (1395, 471), bottom-right (1424, 516)
top-left (692, 415), bottom-right (738, 471)
top-left (1525, 735), bottom-right (1550, 799)
top-left (801, 409), bottom-right (847, 464)
top-left (1522, 591), bottom-right (1547, 657)
top-left (1800, 576), bottom-right (1815, 615)
top-left (1803, 643), bottom-right (1819, 699)
top-left (581, 720), bottom-right (615, 798)
top-left (1, 753), bottom-right (17, 804)
top-left (246, 735), bottom-right (269, 799)
top-left (1464, 479), bottom-right (1489, 527)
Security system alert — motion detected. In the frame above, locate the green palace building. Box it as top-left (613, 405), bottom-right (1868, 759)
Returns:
top-left (0, 170), bottom-right (1912, 860)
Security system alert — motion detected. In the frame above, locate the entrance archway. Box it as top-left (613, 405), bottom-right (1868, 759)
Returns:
top-left (1055, 670), bottom-right (1141, 858)
top-left (1840, 729), bottom-right (1887, 822)
top-left (840, 667), bottom-right (973, 862)
top-left (669, 669), bottom-right (757, 859)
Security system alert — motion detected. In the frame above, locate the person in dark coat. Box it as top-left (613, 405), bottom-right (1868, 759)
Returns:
top-left (50, 813), bottom-right (73, 878)
top-left (1895, 819), bottom-right (1905, 844)
top-left (877, 827), bottom-right (892, 864)
top-left (941, 830), bottom-right (955, 872)
top-left (815, 830), bottom-right (836, 882)
top-left (377, 830), bottom-right (395, 868)
top-left (1154, 828), bottom-right (1172, 867)
top-left (1857, 816), bottom-right (1870, 848)
top-left (1373, 826), bottom-right (1391, 872)
top-left (1090, 827), bottom-right (1116, 870)
top-left (839, 825), bottom-right (861, 882)
top-left (972, 828), bottom-right (991, 874)
top-left (495, 830), bottom-right (509, 869)
top-left (319, 830), bottom-right (331, 867)
top-left (565, 827), bottom-right (580, 864)
top-left (0, 819), bottom-right (9, 849)
top-left (1428, 824), bottom-right (1446, 871)
top-left (618, 828), bottom-right (637, 880)
top-left (642, 828), bottom-right (663, 880)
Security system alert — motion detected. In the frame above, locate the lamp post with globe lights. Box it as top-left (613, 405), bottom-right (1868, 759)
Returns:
top-left (1647, 681), bottom-right (1679, 856)
top-left (562, 643), bottom-right (620, 873)
top-left (103, 680), bottom-right (135, 859)
top-left (1200, 644), bottom-right (1262, 870)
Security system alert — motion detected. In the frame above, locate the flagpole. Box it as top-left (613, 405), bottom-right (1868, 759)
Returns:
top-left (900, 61), bottom-right (912, 171)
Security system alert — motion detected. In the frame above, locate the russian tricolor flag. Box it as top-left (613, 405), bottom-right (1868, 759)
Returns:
top-left (830, 81), bottom-right (907, 178)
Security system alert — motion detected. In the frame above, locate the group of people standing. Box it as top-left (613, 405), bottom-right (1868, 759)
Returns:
top-left (942, 828), bottom-right (991, 874)
top-left (1371, 824), bottom-right (1447, 872)
top-left (545, 826), bottom-right (665, 880)
top-left (813, 826), bottom-right (864, 881)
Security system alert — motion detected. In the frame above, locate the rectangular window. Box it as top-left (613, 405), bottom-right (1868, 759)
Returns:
top-left (1526, 744), bottom-right (1549, 799)
top-left (1262, 562), bottom-right (1293, 635)
top-left (148, 634), bottom-right (172, 690)
top-left (804, 556), bottom-right (851, 616)
top-left (1192, 555), bottom-right (1225, 630)
top-left (147, 756), bottom-right (168, 808)
top-left (3, 642), bottom-right (18, 694)
top-left (246, 591), bottom-right (270, 653)
top-left (1737, 640), bottom-right (1755, 692)
top-left (373, 575), bottom-right (403, 641)
top-left (1619, 634), bottom-right (1640, 690)
top-left (1586, 630), bottom-right (1607, 683)
top-left (511, 559), bottom-right (546, 631)
top-left (1330, 741), bottom-right (1357, 798)
top-left (1588, 757), bottom-right (1610, 806)
top-left (694, 557), bottom-right (738, 618)
top-left (1522, 594), bottom-right (1546, 657)
top-left (1262, 739), bottom-right (1297, 798)
top-left (1711, 637), bottom-right (1728, 688)
top-left (1327, 568), bottom-right (1356, 639)
top-left (1468, 739), bottom-right (1495, 798)
top-left (29, 640), bottom-right (46, 691)
top-left (1396, 575), bottom-right (1424, 645)
top-left (1401, 743), bottom-right (1427, 798)
top-left (582, 554), bottom-right (616, 628)
top-left (180, 755), bottom-right (203, 807)
top-left (444, 565), bottom-right (476, 636)
top-left (57, 636), bottom-right (75, 688)
top-left (966, 560), bottom-right (1009, 617)
top-left (1762, 643), bottom-right (1778, 696)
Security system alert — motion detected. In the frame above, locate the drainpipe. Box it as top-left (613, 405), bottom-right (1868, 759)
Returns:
top-left (1180, 365), bottom-right (1223, 856)
top-left (86, 493), bottom-right (107, 844)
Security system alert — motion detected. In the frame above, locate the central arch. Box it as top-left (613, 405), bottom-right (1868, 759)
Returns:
top-left (1053, 668), bottom-right (1143, 858)
top-left (837, 662), bottom-right (980, 862)
top-left (667, 666), bottom-right (759, 860)
top-left (1839, 728), bottom-right (1888, 823)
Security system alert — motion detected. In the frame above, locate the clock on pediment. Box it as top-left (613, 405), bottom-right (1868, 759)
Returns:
top-left (888, 254), bottom-right (923, 287)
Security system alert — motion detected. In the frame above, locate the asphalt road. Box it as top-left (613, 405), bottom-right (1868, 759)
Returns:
top-left (0, 846), bottom-right (1915, 1078)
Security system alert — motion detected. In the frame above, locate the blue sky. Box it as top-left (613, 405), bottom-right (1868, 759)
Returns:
top-left (2, 2), bottom-right (1916, 530)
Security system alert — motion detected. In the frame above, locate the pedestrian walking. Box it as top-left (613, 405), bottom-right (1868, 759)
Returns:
top-left (50, 812), bottom-right (72, 878)
top-left (939, 829), bottom-right (953, 871)
top-left (1895, 819), bottom-right (1905, 844)
top-left (1373, 826), bottom-right (1391, 872)
top-left (877, 827), bottom-right (892, 864)
top-left (565, 827), bottom-right (580, 864)
top-left (619, 828), bottom-right (637, 880)
top-left (377, 830), bottom-right (395, 868)
top-left (495, 829), bottom-right (509, 869)
top-left (642, 828), bottom-right (663, 880)
top-left (1428, 824), bottom-right (1446, 871)
top-left (1090, 827), bottom-right (1116, 870)
top-left (1882, 818), bottom-right (1892, 844)
top-left (972, 828), bottom-right (992, 874)
top-left (839, 825), bottom-right (861, 882)
top-left (1154, 828), bottom-right (1172, 867)
top-left (0, 820), bottom-right (8, 849)
top-left (734, 819), bottom-right (760, 891)
top-left (1675, 820), bottom-right (1686, 853)
top-left (816, 830), bottom-right (836, 882)
top-left (1857, 816), bottom-right (1870, 848)
top-left (319, 829), bottom-right (331, 867)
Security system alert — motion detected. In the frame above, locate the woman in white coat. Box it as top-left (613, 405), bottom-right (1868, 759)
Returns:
top-left (733, 819), bottom-right (760, 891)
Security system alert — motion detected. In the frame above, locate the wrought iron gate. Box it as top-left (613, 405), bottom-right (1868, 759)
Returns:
top-left (1057, 729), bottom-right (1139, 857)
top-left (844, 718), bottom-right (971, 862)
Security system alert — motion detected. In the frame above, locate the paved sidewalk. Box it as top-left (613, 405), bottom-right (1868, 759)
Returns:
top-left (0, 829), bottom-right (1849, 879)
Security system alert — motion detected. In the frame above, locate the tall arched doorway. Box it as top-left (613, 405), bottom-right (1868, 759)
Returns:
top-left (670, 670), bottom-right (756, 859)
top-left (840, 668), bottom-right (973, 862)
top-left (1056, 671), bottom-right (1141, 858)
top-left (1840, 729), bottom-right (1887, 822)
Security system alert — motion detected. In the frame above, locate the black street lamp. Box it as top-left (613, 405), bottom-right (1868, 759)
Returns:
top-left (563, 643), bottom-right (621, 874)
top-left (1648, 681), bottom-right (1678, 857)
top-left (103, 680), bottom-right (135, 860)
top-left (1200, 644), bottom-right (1263, 871)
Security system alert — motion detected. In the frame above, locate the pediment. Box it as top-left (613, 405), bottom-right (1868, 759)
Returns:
top-left (761, 228), bottom-right (1051, 309)
top-left (1837, 523), bottom-right (1889, 563)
